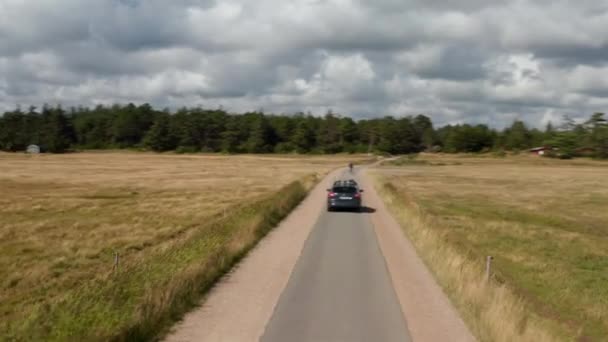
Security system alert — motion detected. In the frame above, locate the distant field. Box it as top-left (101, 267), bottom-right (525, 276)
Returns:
top-left (0, 152), bottom-right (365, 341)
top-left (374, 154), bottom-right (608, 341)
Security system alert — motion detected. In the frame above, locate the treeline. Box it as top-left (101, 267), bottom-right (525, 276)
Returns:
top-left (435, 113), bottom-right (608, 158)
top-left (0, 104), bottom-right (606, 158)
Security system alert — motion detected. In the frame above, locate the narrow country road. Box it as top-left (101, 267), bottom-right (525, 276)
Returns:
top-left (164, 166), bottom-right (474, 342)
top-left (261, 173), bottom-right (411, 342)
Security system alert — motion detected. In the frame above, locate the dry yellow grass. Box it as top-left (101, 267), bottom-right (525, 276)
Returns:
top-left (373, 154), bottom-right (608, 342)
top-left (0, 152), bottom-right (366, 341)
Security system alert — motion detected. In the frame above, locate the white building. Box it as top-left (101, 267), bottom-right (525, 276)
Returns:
top-left (26, 145), bottom-right (40, 154)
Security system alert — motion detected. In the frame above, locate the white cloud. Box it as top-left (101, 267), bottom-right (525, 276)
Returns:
top-left (567, 65), bottom-right (608, 96)
top-left (1, 0), bottom-right (608, 127)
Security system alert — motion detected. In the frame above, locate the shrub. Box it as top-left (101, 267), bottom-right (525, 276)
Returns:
top-left (175, 146), bottom-right (199, 154)
top-left (493, 149), bottom-right (507, 158)
top-left (274, 142), bottom-right (296, 154)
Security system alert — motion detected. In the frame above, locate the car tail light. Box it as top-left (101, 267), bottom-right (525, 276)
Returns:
top-left (328, 192), bottom-right (337, 198)
top-left (354, 193), bottom-right (361, 198)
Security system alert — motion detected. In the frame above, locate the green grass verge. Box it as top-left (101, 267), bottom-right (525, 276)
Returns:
top-left (2, 175), bottom-right (317, 342)
top-left (372, 178), bottom-right (560, 342)
top-left (373, 171), bottom-right (608, 341)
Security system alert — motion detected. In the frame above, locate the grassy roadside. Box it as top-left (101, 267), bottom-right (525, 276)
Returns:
top-left (1, 152), bottom-right (368, 341)
top-left (372, 154), bottom-right (608, 341)
top-left (2, 174), bottom-right (317, 341)
top-left (372, 177), bottom-right (558, 342)
top-left (373, 154), bottom-right (608, 341)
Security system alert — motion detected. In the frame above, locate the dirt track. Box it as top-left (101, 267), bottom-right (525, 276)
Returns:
top-left (164, 166), bottom-right (474, 341)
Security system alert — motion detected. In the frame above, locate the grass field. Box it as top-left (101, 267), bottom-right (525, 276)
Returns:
top-left (0, 152), bottom-right (365, 341)
top-left (374, 154), bottom-right (608, 342)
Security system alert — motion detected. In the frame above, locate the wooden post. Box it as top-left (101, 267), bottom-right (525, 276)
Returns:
top-left (486, 256), bottom-right (493, 282)
top-left (114, 252), bottom-right (120, 273)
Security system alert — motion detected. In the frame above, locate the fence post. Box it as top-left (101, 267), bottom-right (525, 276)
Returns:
top-left (114, 251), bottom-right (120, 273)
top-left (486, 256), bottom-right (493, 282)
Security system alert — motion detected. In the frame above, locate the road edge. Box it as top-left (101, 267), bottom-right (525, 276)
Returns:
top-left (360, 168), bottom-right (476, 342)
top-left (163, 168), bottom-right (344, 342)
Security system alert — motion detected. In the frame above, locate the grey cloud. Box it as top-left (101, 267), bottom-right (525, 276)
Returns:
top-left (359, 0), bottom-right (495, 13)
top-left (537, 45), bottom-right (608, 67)
top-left (1, 0), bottom-right (608, 128)
top-left (413, 45), bottom-right (488, 81)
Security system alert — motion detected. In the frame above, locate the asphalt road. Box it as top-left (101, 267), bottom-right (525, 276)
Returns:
top-left (260, 173), bottom-right (412, 342)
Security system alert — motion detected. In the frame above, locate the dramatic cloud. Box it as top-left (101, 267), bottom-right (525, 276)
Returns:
top-left (1, 0), bottom-right (608, 127)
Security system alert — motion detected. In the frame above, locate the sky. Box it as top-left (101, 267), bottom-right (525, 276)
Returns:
top-left (1, 0), bottom-right (608, 128)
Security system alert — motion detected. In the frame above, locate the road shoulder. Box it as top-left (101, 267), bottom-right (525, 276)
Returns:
top-left (163, 169), bottom-right (342, 342)
top-left (360, 169), bottom-right (476, 342)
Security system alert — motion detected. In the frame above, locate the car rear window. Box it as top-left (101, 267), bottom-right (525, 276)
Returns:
top-left (332, 186), bottom-right (357, 194)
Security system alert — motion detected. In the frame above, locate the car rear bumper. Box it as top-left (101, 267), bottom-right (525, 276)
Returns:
top-left (328, 199), bottom-right (361, 209)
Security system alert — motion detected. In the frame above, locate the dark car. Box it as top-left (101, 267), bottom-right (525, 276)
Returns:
top-left (327, 180), bottom-right (364, 211)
